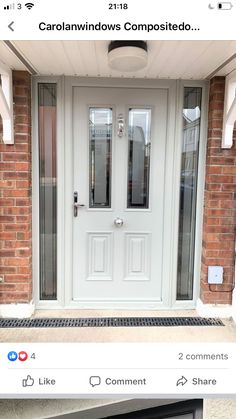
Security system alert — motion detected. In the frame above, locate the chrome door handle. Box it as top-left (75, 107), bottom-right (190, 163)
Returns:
top-left (114, 217), bottom-right (124, 227)
top-left (74, 192), bottom-right (85, 217)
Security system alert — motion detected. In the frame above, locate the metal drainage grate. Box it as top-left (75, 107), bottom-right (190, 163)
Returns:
top-left (0, 317), bottom-right (224, 328)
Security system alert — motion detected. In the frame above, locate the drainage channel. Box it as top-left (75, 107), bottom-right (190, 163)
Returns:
top-left (0, 317), bottom-right (224, 328)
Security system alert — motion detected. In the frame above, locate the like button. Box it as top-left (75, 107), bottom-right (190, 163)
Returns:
top-left (22, 375), bottom-right (34, 387)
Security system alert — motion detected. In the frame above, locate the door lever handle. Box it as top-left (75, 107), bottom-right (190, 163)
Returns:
top-left (73, 192), bottom-right (85, 217)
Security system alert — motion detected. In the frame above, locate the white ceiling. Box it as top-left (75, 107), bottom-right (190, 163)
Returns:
top-left (0, 40), bottom-right (236, 79)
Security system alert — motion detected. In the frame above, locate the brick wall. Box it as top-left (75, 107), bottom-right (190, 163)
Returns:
top-left (200, 76), bottom-right (236, 305)
top-left (0, 71), bottom-right (32, 304)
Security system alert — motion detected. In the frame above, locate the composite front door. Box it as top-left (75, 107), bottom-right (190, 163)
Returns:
top-left (72, 86), bottom-right (168, 307)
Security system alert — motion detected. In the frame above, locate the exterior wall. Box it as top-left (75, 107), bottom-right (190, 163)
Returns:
top-left (0, 71), bottom-right (32, 307)
top-left (200, 76), bottom-right (236, 306)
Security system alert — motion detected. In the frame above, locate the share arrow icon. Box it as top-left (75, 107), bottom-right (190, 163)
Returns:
top-left (176, 376), bottom-right (188, 386)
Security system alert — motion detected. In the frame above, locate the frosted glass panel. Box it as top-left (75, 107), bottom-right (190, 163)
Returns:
top-left (89, 108), bottom-right (112, 208)
top-left (127, 109), bottom-right (151, 209)
top-left (38, 83), bottom-right (57, 300)
top-left (177, 87), bottom-right (202, 300)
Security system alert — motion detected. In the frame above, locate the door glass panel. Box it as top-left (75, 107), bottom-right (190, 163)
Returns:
top-left (127, 108), bottom-right (151, 208)
top-left (89, 108), bottom-right (112, 208)
top-left (177, 87), bottom-right (202, 300)
top-left (38, 83), bottom-right (57, 300)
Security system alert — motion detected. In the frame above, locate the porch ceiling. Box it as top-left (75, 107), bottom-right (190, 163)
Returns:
top-left (0, 40), bottom-right (236, 79)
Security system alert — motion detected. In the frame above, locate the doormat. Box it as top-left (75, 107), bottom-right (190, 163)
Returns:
top-left (0, 317), bottom-right (224, 328)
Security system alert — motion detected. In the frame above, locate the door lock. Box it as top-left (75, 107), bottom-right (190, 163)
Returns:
top-left (73, 192), bottom-right (85, 217)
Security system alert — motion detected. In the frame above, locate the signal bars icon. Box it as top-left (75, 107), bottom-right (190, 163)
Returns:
top-left (4, 3), bottom-right (14, 9)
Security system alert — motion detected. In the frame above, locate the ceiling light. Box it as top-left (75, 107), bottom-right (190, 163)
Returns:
top-left (108, 41), bottom-right (148, 72)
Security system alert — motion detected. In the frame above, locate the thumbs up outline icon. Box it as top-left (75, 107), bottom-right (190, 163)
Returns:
top-left (22, 375), bottom-right (34, 387)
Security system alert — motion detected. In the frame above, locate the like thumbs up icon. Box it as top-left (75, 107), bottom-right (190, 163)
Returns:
top-left (22, 375), bottom-right (34, 387)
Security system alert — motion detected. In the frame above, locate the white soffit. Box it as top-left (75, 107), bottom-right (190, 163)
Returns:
top-left (1, 40), bottom-right (236, 79)
top-left (0, 41), bottom-right (26, 70)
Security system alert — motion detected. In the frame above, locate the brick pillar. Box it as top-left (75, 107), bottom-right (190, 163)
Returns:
top-left (200, 76), bottom-right (236, 305)
top-left (0, 71), bottom-right (32, 307)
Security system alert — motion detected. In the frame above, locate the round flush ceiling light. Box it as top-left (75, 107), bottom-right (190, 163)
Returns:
top-left (108, 41), bottom-right (148, 72)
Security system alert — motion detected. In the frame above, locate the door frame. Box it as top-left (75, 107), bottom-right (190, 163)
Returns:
top-left (32, 76), bottom-right (208, 309)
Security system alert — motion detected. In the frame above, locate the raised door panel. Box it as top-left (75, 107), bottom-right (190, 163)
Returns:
top-left (87, 233), bottom-right (113, 281)
top-left (124, 233), bottom-right (151, 281)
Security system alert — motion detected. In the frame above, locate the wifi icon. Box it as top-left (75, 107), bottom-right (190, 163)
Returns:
top-left (25, 2), bottom-right (34, 9)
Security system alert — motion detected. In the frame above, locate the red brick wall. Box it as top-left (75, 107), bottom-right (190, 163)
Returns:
top-left (200, 76), bottom-right (236, 305)
top-left (0, 71), bottom-right (32, 304)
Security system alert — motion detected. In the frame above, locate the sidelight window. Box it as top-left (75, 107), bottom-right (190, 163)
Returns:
top-left (38, 83), bottom-right (57, 300)
top-left (177, 87), bottom-right (202, 300)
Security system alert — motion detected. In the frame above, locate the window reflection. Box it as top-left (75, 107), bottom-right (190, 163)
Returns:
top-left (127, 109), bottom-right (151, 209)
top-left (38, 83), bottom-right (57, 300)
top-left (177, 87), bottom-right (202, 300)
top-left (89, 108), bottom-right (112, 208)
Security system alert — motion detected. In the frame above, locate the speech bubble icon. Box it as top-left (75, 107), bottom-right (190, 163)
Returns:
top-left (89, 376), bottom-right (101, 387)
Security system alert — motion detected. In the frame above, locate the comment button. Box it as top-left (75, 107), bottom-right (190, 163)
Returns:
top-left (89, 376), bottom-right (101, 387)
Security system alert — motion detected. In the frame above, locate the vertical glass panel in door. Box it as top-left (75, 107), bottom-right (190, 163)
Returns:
top-left (177, 87), bottom-right (202, 300)
top-left (89, 108), bottom-right (112, 208)
top-left (38, 83), bottom-right (57, 300)
top-left (127, 109), bottom-right (151, 208)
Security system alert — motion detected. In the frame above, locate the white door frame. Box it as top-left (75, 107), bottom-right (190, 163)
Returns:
top-left (32, 76), bottom-right (208, 309)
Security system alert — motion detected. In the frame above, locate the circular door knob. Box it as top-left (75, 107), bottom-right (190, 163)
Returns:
top-left (114, 217), bottom-right (124, 227)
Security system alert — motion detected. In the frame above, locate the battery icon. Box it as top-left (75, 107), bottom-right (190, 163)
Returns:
top-left (217, 2), bottom-right (233, 9)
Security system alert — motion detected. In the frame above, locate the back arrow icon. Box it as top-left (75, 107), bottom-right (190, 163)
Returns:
top-left (8, 21), bottom-right (14, 31)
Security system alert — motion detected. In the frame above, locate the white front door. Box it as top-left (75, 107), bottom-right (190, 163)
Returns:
top-left (72, 86), bottom-right (168, 307)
